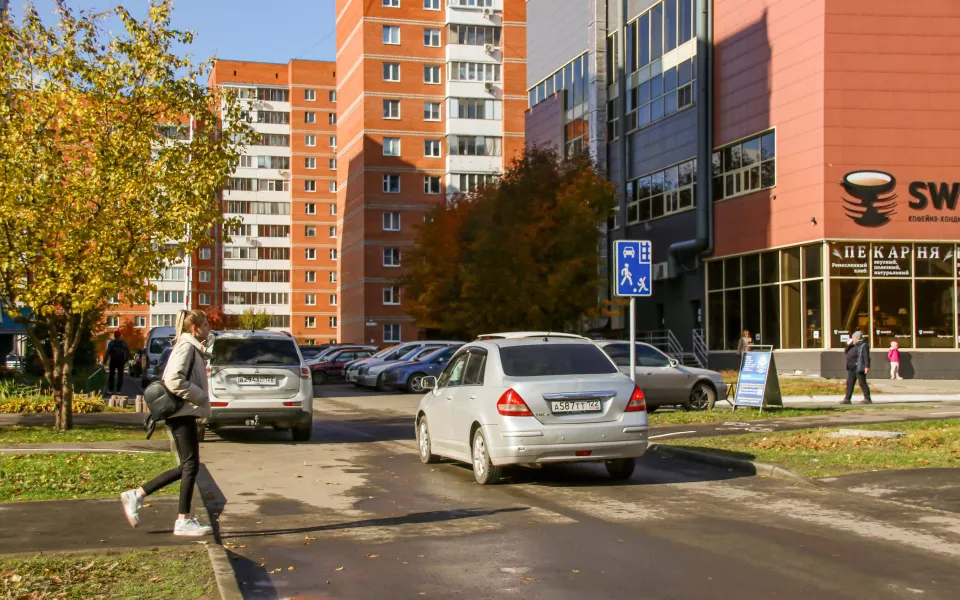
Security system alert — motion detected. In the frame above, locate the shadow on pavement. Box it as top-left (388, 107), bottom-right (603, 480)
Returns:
top-left (205, 415), bottom-right (414, 445)
top-left (224, 507), bottom-right (528, 540)
top-left (227, 551), bottom-right (278, 599)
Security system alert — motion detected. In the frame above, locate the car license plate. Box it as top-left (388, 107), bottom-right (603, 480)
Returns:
top-left (551, 400), bottom-right (602, 413)
top-left (236, 375), bottom-right (276, 386)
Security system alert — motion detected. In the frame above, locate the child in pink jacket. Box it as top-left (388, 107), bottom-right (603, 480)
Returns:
top-left (888, 341), bottom-right (902, 380)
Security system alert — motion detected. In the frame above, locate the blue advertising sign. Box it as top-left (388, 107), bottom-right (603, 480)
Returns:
top-left (614, 240), bottom-right (652, 297)
top-left (734, 351), bottom-right (783, 410)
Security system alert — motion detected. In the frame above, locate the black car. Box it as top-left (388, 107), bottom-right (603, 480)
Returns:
top-left (299, 344), bottom-right (334, 361)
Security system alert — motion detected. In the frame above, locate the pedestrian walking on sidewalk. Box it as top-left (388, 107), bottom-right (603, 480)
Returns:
top-left (103, 331), bottom-right (130, 393)
top-left (120, 309), bottom-right (213, 536)
top-left (888, 341), bottom-right (902, 380)
top-left (841, 331), bottom-right (872, 405)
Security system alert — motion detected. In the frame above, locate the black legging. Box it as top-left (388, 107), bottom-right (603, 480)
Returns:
top-left (108, 361), bottom-right (125, 392)
top-left (844, 369), bottom-right (871, 402)
top-left (142, 416), bottom-right (199, 514)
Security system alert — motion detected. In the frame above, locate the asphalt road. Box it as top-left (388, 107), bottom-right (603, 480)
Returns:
top-left (198, 384), bottom-right (960, 600)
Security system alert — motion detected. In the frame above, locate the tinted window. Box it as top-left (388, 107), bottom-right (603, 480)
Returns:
top-left (636, 345), bottom-right (671, 367)
top-left (150, 336), bottom-right (175, 354)
top-left (210, 338), bottom-right (300, 366)
top-left (408, 347), bottom-right (438, 361)
top-left (386, 345), bottom-right (418, 360)
top-left (337, 352), bottom-right (356, 362)
top-left (463, 352), bottom-right (487, 385)
top-left (357, 351), bottom-right (373, 358)
top-left (498, 344), bottom-right (617, 377)
top-left (373, 345), bottom-right (400, 358)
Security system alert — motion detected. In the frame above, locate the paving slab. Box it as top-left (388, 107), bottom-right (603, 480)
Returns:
top-left (822, 468), bottom-right (960, 515)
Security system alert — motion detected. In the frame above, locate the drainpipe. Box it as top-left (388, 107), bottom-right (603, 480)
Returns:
top-left (668, 0), bottom-right (714, 270)
top-left (615, 0), bottom-right (629, 238)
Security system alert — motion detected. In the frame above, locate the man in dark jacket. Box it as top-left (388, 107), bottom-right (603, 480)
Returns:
top-left (103, 331), bottom-right (130, 394)
top-left (841, 330), bottom-right (871, 404)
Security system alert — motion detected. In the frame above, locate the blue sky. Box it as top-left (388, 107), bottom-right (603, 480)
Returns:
top-left (10, 1), bottom-right (339, 64)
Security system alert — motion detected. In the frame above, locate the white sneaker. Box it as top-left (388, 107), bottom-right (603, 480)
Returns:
top-left (174, 517), bottom-right (213, 537)
top-left (120, 490), bottom-right (142, 528)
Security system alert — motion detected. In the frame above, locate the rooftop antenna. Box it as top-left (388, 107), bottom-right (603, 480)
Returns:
top-left (544, 331), bottom-right (551, 342)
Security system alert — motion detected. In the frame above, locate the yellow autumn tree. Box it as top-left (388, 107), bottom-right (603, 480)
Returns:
top-left (0, 1), bottom-right (255, 429)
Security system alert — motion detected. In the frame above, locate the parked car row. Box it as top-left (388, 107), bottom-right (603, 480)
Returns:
top-left (344, 341), bottom-right (463, 392)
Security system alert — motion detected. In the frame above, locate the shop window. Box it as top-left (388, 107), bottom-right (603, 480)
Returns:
top-left (708, 292), bottom-right (724, 351)
top-left (914, 243), bottom-right (953, 277)
top-left (742, 254), bottom-right (760, 287)
top-left (742, 287), bottom-right (761, 348)
top-left (724, 289), bottom-right (741, 351)
top-left (803, 244), bottom-right (822, 279)
top-left (782, 247), bottom-right (801, 281)
top-left (830, 279), bottom-right (869, 348)
top-left (873, 279), bottom-right (913, 348)
top-left (915, 280), bottom-right (954, 348)
top-left (804, 280), bottom-right (823, 348)
top-left (761, 251), bottom-right (779, 284)
top-left (781, 282), bottom-right (802, 349)
top-left (829, 242), bottom-right (870, 277)
top-left (760, 285), bottom-right (780, 349)
top-left (872, 243), bottom-right (912, 278)
top-left (708, 260), bottom-right (723, 290)
top-left (724, 257), bottom-right (740, 288)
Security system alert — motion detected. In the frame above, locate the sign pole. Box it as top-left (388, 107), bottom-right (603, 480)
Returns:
top-left (629, 297), bottom-right (636, 383)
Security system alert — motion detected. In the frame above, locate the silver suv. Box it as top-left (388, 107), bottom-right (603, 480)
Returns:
top-left (206, 331), bottom-right (314, 441)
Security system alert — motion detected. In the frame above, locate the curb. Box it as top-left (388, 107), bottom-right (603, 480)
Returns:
top-left (650, 443), bottom-right (817, 487)
top-left (206, 543), bottom-right (244, 600)
top-left (196, 465), bottom-right (242, 600)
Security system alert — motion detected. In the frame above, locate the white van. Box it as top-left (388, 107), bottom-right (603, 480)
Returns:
top-left (141, 326), bottom-right (176, 386)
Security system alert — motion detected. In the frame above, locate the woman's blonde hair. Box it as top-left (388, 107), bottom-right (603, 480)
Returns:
top-left (175, 309), bottom-right (207, 342)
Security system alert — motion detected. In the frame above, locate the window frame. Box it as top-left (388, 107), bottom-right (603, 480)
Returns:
top-left (383, 62), bottom-right (401, 82)
top-left (383, 211), bottom-right (401, 231)
top-left (383, 174), bottom-right (401, 194)
top-left (383, 247), bottom-right (401, 267)
top-left (383, 25), bottom-right (401, 45)
top-left (424, 28), bottom-right (441, 47)
top-left (424, 101), bottom-right (441, 121)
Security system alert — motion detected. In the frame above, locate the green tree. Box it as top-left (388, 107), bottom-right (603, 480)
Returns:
top-left (237, 308), bottom-right (272, 331)
top-left (403, 147), bottom-right (616, 339)
top-left (0, 1), bottom-right (255, 429)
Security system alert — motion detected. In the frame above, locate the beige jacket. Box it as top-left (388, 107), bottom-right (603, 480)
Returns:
top-left (163, 333), bottom-right (211, 420)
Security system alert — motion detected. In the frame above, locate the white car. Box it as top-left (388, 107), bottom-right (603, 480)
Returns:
top-left (415, 338), bottom-right (649, 484)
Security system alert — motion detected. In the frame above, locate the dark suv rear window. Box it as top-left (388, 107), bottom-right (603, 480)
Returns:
top-left (498, 344), bottom-right (617, 377)
top-left (210, 338), bottom-right (301, 366)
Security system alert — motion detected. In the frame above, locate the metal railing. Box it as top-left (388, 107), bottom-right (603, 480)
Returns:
top-left (638, 330), bottom-right (685, 363)
top-left (692, 329), bottom-right (708, 369)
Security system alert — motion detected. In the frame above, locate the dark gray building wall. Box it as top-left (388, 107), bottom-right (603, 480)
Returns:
top-left (608, 0), bottom-right (662, 32)
top-left (527, 0), bottom-right (590, 89)
top-left (524, 93), bottom-right (564, 151)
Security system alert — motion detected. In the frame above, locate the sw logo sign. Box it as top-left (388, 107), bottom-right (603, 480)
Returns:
top-left (842, 170), bottom-right (960, 227)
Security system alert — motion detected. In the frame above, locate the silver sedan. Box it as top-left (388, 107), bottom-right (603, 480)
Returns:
top-left (415, 338), bottom-right (649, 484)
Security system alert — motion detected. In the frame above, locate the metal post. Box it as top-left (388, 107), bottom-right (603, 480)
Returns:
top-left (629, 297), bottom-right (636, 383)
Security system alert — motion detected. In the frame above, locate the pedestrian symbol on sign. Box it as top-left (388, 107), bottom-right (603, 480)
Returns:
top-left (614, 240), bottom-right (653, 298)
top-left (620, 263), bottom-right (633, 287)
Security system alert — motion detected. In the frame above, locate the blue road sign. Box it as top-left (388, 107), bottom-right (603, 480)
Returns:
top-left (614, 240), bottom-right (653, 297)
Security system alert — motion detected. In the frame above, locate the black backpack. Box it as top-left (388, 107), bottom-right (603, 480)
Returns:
top-left (142, 346), bottom-right (195, 439)
top-left (108, 340), bottom-right (128, 363)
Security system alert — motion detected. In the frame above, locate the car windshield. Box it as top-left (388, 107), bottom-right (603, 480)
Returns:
top-left (386, 346), bottom-right (419, 361)
top-left (406, 347), bottom-right (440, 361)
top-left (372, 345), bottom-right (399, 359)
top-left (300, 346), bottom-right (325, 359)
top-left (209, 338), bottom-right (301, 366)
top-left (601, 343), bottom-right (672, 368)
top-left (498, 344), bottom-right (618, 377)
top-left (149, 336), bottom-right (174, 354)
top-left (421, 346), bottom-right (458, 362)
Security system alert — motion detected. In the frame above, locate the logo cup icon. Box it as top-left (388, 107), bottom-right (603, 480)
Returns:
top-left (841, 170), bottom-right (897, 227)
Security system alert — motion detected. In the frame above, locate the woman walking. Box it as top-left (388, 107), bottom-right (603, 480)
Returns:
top-left (120, 309), bottom-right (213, 536)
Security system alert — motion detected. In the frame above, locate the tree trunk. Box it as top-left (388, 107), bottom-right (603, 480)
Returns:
top-left (59, 358), bottom-right (75, 430)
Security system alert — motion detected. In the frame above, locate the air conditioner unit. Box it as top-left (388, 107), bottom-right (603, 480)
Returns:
top-left (652, 261), bottom-right (670, 281)
top-left (484, 43), bottom-right (494, 54)
top-left (484, 82), bottom-right (495, 92)
top-left (482, 8), bottom-right (493, 17)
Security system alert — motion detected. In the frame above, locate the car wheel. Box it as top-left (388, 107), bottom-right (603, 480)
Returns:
top-left (605, 458), bottom-right (636, 480)
top-left (292, 417), bottom-right (313, 442)
top-left (312, 370), bottom-right (327, 386)
top-left (472, 428), bottom-right (502, 485)
top-left (376, 374), bottom-right (391, 393)
top-left (407, 373), bottom-right (428, 394)
top-left (688, 382), bottom-right (716, 411)
top-left (417, 417), bottom-right (439, 464)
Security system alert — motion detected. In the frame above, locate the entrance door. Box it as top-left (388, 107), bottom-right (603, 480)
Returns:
top-left (691, 300), bottom-right (702, 328)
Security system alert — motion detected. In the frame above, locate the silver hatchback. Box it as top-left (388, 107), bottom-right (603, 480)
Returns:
top-left (206, 331), bottom-right (314, 441)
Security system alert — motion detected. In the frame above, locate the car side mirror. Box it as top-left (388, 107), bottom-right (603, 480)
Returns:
top-left (669, 358), bottom-right (680, 368)
top-left (421, 376), bottom-right (438, 390)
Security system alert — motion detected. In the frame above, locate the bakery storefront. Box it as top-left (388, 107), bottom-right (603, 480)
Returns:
top-left (706, 240), bottom-right (960, 378)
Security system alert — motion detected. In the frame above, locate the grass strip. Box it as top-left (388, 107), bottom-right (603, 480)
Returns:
top-left (0, 453), bottom-right (177, 502)
top-left (0, 425), bottom-right (144, 444)
top-left (647, 406), bottom-right (907, 426)
top-left (663, 419), bottom-right (960, 477)
top-left (0, 547), bottom-right (216, 600)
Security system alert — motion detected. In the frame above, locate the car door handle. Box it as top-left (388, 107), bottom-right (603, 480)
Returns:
top-left (446, 395), bottom-right (454, 400)
top-left (469, 395), bottom-right (476, 400)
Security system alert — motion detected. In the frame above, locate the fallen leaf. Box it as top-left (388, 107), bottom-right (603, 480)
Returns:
top-left (417, 554), bottom-right (425, 559)
top-left (403, 561), bottom-right (410, 565)
top-left (521, 577), bottom-right (538, 584)
top-left (304, 535), bottom-right (317, 541)
top-left (288, 566), bottom-right (295, 571)
top-left (335, 567), bottom-right (344, 572)
top-left (365, 554), bottom-right (380, 559)
top-left (148, 577), bottom-right (161, 583)
top-left (572, 569), bottom-right (580, 573)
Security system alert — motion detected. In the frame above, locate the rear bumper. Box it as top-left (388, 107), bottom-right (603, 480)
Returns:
top-left (483, 420), bottom-right (649, 466)
top-left (208, 407), bottom-right (310, 427)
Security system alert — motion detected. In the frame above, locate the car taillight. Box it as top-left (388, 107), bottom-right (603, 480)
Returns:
top-left (205, 365), bottom-right (211, 377)
top-left (210, 402), bottom-right (228, 407)
top-left (284, 401), bottom-right (303, 407)
top-left (625, 385), bottom-right (647, 412)
top-left (300, 367), bottom-right (310, 379)
top-left (497, 388), bottom-right (534, 417)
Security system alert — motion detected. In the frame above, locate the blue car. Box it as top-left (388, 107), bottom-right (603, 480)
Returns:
top-left (379, 345), bottom-right (463, 393)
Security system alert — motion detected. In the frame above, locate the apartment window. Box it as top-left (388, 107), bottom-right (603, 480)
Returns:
top-left (713, 130), bottom-right (776, 202)
top-left (305, 316), bottom-right (316, 329)
top-left (224, 201), bottom-right (291, 215)
top-left (383, 286), bottom-right (401, 305)
top-left (106, 315), bottom-right (120, 328)
top-left (329, 294), bottom-right (338, 306)
top-left (329, 226), bottom-right (338, 238)
top-left (424, 139), bottom-right (442, 158)
top-left (383, 0), bottom-right (400, 6)
top-left (306, 271), bottom-right (317, 283)
top-left (383, 25), bottom-right (400, 45)
top-left (199, 247), bottom-right (212, 260)
top-left (329, 90), bottom-right (337, 102)
top-left (328, 113), bottom-right (337, 124)
top-left (305, 203), bottom-right (316, 215)
top-left (305, 225), bottom-right (317, 238)
top-left (305, 180), bottom-right (317, 192)
top-left (627, 158), bottom-right (697, 224)
top-left (448, 135), bottom-right (501, 157)
top-left (305, 157), bottom-right (316, 169)
top-left (383, 99), bottom-right (401, 119)
top-left (199, 270), bottom-right (211, 283)
top-left (330, 248), bottom-right (338, 260)
top-left (424, 28), bottom-right (441, 47)
top-left (383, 174), bottom-right (401, 193)
top-left (383, 137), bottom-right (401, 156)
top-left (622, 55), bottom-right (696, 134)
top-left (329, 136), bottom-right (337, 149)
top-left (305, 294), bottom-right (317, 306)
top-left (304, 111), bottom-right (316, 124)
top-left (329, 181), bottom-right (337, 193)
top-left (151, 290), bottom-right (185, 304)
top-left (151, 314), bottom-right (176, 328)
top-left (383, 248), bottom-right (401, 267)
top-left (327, 316), bottom-right (337, 329)
top-left (383, 212), bottom-right (401, 231)
top-left (449, 62), bottom-right (501, 82)
top-left (134, 316), bottom-right (147, 328)
top-left (258, 156), bottom-right (290, 169)
top-left (424, 102), bottom-right (441, 121)
top-left (260, 179), bottom-right (290, 192)
top-left (198, 293), bottom-right (211, 306)
top-left (258, 224), bottom-right (291, 238)
top-left (424, 0), bottom-right (440, 9)
top-left (452, 173), bottom-right (498, 194)
top-left (449, 24), bottom-right (501, 46)
top-left (255, 88), bottom-right (289, 102)
top-left (449, 98), bottom-right (502, 120)
top-left (160, 267), bottom-right (186, 281)
top-left (329, 158), bottom-right (337, 170)
top-left (240, 155), bottom-right (255, 168)
top-left (329, 203), bottom-right (337, 216)
top-left (424, 176), bottom-right (442, 195)
top-left (383, 62), bottom-right (401, 82)
top-left (227, 177), bottom-right (256, 192)
top-left (306, 248), bottom-right (317, 260)
top-left (258, 110), bottom-right (290, 125)
top-left (305, 89), bottom-right (316, 101)
top-left (424, 65), bottom-right (442, 84)
top-left (384, 324), bottom-right (401, 343)
top-left (329, 271), bottom-right (338, 283)
top-left (305, 135), bottom-right (316, 147)
top-left (257, 133), bottom-right (290, 147)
